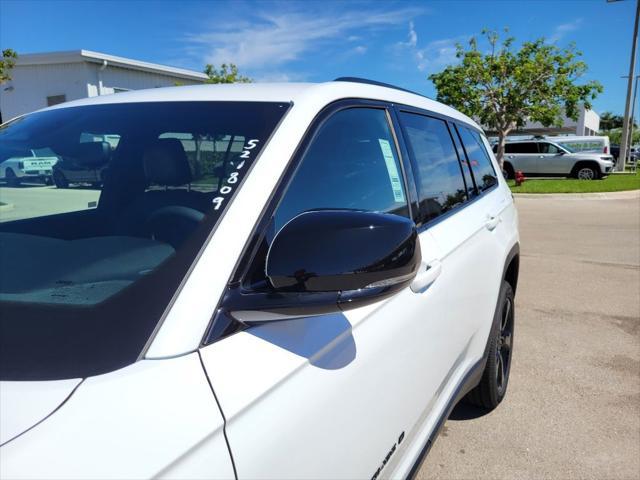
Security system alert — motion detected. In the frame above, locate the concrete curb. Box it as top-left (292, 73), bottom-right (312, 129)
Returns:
top-left (513, 189), bottom-right (640, 200)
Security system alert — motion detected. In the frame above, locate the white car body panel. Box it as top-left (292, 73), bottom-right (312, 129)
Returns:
top-left (0, 354), bottom-right (234, 480)
top-left (199, 187), bottom-right (517, 479)
top-left (145, 82), bottom-right (482, 359)
top-left (0, 378), bottom-right (81, 444)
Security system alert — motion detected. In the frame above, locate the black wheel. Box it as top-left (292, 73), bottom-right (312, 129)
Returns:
top-left (466, 281), bottom-right (514, 409)
top-left (44, 177), bottom-right (53, 186)
top-left (503, 163), bottom-right (515, 180)
top-left (53, 169), bottom-right (69, 188)
top-left (5, 168), bottom-right (20, 187)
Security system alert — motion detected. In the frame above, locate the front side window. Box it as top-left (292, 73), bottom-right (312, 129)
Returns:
top-left (457, 127), bottom-right (498, 191)
top-left (273, 107), bottom-right (409, 231)
top-left (0, 101), bottom-right (288, 380)
top-left (539, 142), bottom-right (561, 154)
top-left (399, 112), bottom-right (467, 225)
top-left (243, 107), bottom-right (409, 290)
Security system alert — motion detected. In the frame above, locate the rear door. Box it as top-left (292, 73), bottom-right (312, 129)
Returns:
top-left (397, 110), bottom-right (506, 391)
top-left (505, 142), bottom-right (539, 174)
top-left (199, 103), bottom-right (467, 479)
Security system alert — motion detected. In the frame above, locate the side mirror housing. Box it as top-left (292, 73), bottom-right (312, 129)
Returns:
top-left (223, 210), bottom-right (421, 320)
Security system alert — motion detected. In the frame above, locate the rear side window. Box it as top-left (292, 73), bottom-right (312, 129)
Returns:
top-left (273, 107), bottom-right (409, 231)
top-left (399, 112), bottom-right (467, 225)
top-left (457, 127), bottom-right (498, 191)
top-left (505, 142), bottom-right (537, 154)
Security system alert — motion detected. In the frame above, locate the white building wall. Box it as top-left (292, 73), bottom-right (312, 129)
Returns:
top-left (92, 65), bottom-right (202, 95)
top-left (0, 63), bottom-right (91, 121)
top-left (0, 61), bottom-right (205, 122)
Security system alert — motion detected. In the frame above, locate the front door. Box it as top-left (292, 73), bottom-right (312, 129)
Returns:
top-left (537, 142), bottom-right (573, 175)
top-left (199, 104), bottom-right (467, 479)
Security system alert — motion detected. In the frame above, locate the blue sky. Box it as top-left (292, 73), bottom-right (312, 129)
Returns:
top-left (0, 0), bottom-right (636, 114)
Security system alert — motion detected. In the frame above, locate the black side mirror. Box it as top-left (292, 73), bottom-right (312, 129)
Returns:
top-left (223, 209), bottom-right (421, 320)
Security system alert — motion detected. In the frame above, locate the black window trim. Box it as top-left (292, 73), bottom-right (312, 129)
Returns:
top-left (390, 105), bottom-right (498, 233)
top-left (201, 98), bottom-right (500, 347)
top-left (202, 99), bottom-right (416, 346)
top-left (391, 107), bottom-right (475, 229)
top-left (451, 122), bottom-right (500, 193)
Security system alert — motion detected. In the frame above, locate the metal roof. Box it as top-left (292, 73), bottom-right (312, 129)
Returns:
top-left (15, 50), bottom-right (209, 81)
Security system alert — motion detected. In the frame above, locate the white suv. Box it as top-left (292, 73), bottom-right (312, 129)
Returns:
top-left (0, 79), bottom-right (519, 479)
top-left (495, 139), bottom-right (615, 180)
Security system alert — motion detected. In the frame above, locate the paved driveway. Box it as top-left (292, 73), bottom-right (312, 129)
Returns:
top-left (419, 193), bottom-right (640, 480)
top-left (0, 185), bottom-right (100, 222)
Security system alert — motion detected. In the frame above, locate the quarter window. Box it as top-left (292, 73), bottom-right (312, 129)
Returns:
top-left (399, 112), bottom-right (467, 225)
top-left (457, 127), bottom-right (498, 191)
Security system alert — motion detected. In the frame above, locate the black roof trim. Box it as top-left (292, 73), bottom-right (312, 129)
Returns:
top-left (333, 77), bottom-right (431, 100)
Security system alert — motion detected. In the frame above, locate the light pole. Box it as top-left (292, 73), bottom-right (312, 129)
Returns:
top-left (622, 75), bottom-right (640, 164)
top-left (616, 0), bottom-right (640, 171)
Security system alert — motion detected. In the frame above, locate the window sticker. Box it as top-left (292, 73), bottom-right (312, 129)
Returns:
top-left (378, 139), bottom-right (405, 203)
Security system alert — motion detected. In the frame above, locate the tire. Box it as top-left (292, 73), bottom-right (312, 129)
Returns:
top-left (53, 169), bottom-right (69, 189)
top-left (503, 163), bottom-right (515, 180)
top-left (5, 168), bottom-right (20, 187)
top-left (466, 281), bottom-right (514, 410)
top-left (574, 165), bottom-right (600, 180)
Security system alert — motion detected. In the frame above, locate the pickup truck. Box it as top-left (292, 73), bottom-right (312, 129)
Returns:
top-left (0, 149), bottom-right (59, 186)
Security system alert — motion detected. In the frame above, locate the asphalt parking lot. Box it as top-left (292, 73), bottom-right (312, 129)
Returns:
top-left (0, 185), bottom-right (100, 222)
top-left (419, 192), bottom-right (640, 480)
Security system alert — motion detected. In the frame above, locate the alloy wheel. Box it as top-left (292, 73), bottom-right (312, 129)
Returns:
top-left (577, 167), bottom-right (595, 180)
top-left (496, 295), bottom-right (513, 394)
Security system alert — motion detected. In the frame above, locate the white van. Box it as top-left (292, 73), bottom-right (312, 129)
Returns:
top-left (548, 135), bottom-right (611, 155)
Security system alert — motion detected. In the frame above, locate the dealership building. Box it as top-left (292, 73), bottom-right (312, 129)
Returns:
top-left (0, 50), bottom-right (208, 122)
top-left (484, 104), bottom-right (601, 138)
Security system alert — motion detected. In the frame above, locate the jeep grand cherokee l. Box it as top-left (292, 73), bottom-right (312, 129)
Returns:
top-left (0, 79), bottom-right (519, 480)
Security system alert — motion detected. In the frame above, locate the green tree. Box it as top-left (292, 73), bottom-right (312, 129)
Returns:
top-left (428, 30), bottom-right (602, 167)
top-left (599, 111), bottom-right (624, 131)
top-left (204, 63), bottom-right (252, 84)
top-left (602, 128), bottom-right (640, 146)
top-left (0, 49), bottom-right (18, 84)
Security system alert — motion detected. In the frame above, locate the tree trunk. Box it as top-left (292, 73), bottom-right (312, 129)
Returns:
top-left (496, 130), bottom-right (507, 170)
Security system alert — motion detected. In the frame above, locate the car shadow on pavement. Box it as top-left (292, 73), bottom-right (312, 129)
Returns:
top-left (448, 401), bottom-right (492, 421)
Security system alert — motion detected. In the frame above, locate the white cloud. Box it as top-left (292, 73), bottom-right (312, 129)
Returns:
top-left (396, 22), bottom-right (467, 73)
top-left (548, 18), bottom-right (583, 43)
top-left (415, 36), bottom-right (467, 72)
top-left (398, 21), bottom-right (418, 48)
top-left (353, 45), bottom-right (368, 55)
top-left (185, 6), bottom-right (423, 70)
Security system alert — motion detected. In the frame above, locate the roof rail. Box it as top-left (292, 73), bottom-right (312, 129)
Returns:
top-left (333, 77), bottom-right (430, 99)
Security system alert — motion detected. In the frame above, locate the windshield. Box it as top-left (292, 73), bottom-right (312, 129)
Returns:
top-left (0, 101), bottom-right (289, 380)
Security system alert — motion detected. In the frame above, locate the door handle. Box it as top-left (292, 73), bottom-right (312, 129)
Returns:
top-left (410, 260), bottom-right (442, 293)
top-left (485, 214), bottom-right (500, 231)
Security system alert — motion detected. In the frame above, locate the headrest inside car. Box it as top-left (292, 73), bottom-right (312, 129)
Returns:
top-left (75, 141), bottom-right (111, 167)
top-left (143, 138), bottom-right (192, 187)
